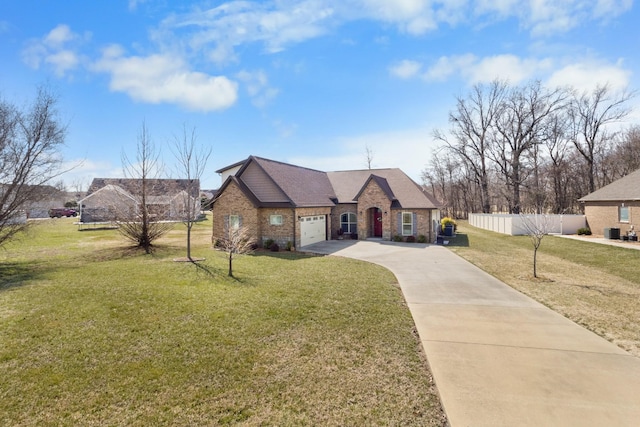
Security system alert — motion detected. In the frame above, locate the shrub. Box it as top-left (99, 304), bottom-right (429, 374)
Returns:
top-left (441, 217), bottom-right (457, 230)
top-left (393, 235), bottom-right (403, 242)
top-left (263, 238), bottom-right (274, 250)
top-left (405, 235), bottom-right (416, 243)
top-left (417, 235), bottom-right (427, 243)
top-left (577, 227), bottom-right (592, 236)
top-left (269, 242), bottom-right (280, 252)
top-left (285, 241), bottom-right (293, 251)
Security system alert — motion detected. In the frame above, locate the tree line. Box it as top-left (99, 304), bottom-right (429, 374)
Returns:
top-left (422, 80), bottom-right (638, 217)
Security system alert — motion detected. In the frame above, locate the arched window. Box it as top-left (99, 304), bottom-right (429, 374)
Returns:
top-left (340, 212), bottom-right (357, 234)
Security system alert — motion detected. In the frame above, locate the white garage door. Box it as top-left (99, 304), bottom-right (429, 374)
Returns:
top-left (300, 215), bottom-right (326, 247)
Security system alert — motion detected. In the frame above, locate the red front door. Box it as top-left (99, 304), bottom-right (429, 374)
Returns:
top-left (373, 208), bottom-right (382, 237)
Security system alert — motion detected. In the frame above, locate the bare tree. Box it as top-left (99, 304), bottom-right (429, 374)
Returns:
top-left (118, 122), bottom-right (173, 253)
top-left (434, 80), bottom-right (507, 213)
top-left (569, 84), bottom-right (635, 194)
top-left (490, 81), bottom-right (568, 213)
top-left (214, 225), bottom-right (256, 277)
top-left (171, 125), bottom-right (211, 261)
top-left (519, 213), bottom-right (554, 278)
top-left (0, 86), bottom-right (67, 247)
top-left (364, 144), bottom-right (374, 169)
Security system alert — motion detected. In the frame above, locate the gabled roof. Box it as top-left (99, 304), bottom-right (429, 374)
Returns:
top-left (235, 156), bottom-right (337, 207)
top-left (213, 157), bottom-right (441, 210)
top-left (85, 178), bottom-right (200, 199)
top-left (353, 174), bottom-right (397, 203)
top-left (327, 168), bottom-right (440, 209)
top-left (579, 169), bottom-right (640, 202)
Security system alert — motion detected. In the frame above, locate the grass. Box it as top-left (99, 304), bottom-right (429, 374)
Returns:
top-left (0, 217), bottom-right (445, 426)
top-left (448, 221), bottom-right (640, 356)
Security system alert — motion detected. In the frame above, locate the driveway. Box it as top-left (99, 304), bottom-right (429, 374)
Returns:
top-left (304, 240), bottom-right (640, 426)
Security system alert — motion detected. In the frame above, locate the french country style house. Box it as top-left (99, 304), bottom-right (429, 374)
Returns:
top-left (211, 156), bottom-right (441, 249)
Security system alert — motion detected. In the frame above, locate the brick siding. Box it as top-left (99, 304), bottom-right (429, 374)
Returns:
top-left (584, 201), bottom-right (640, 236)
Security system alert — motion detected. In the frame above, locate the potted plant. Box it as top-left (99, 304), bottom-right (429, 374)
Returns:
top-left (441, 217), bottom-right (457, 237)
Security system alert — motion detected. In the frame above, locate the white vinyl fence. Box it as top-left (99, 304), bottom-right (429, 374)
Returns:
top-left (468, 213), bottom-right (586, 236)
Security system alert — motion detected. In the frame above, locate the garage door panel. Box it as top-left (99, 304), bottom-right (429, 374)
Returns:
top-left (300, 215), bottom-right (326, 247)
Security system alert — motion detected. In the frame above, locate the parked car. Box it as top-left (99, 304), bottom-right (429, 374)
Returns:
top-left (48, 208), bottom-right (78, 218)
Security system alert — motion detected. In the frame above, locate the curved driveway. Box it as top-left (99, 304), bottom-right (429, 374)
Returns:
top-left (305, 240), bottom-right (640, 426)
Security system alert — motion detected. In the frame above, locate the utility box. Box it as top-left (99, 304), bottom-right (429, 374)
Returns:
top-left (604, 228), bottom-right (620, 239)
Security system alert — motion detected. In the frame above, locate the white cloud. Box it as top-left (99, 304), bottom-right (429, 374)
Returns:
top-left (22, 24), bottom-right (88, 77)
top-left (423, 54), bottom-right (477, 81)
top-left (389, 60), bottom-right (422, 79)
top-left (236, 69), bottom-right (279, 108)
top-left (92, 45), bottom-right (238, 112)
top-left (546, 59), bottom-right (631, 92)
top-left (419, 54), bottom-right (552, 84)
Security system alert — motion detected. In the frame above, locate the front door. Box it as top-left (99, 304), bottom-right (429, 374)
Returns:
top-left (373, 208), bottom-right (382, 237)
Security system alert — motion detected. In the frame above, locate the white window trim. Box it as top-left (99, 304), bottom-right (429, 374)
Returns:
top-left (402, 211), bottom-right (413, 236)
top-left (270, 214), bottom-right (283, 226)
top-left (229, 214), bottom-right (240, 230)
top-left (620, 206), bottom-right (630, 223)
top-left (340, 212), bottom-right (357, 234)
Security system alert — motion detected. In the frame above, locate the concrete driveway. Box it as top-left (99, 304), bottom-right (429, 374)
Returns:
top-left (304, 240), bottom-right (640, 426)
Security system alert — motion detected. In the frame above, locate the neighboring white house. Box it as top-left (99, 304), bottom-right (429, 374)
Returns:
top-left (79, 178), bottom-right (200, 224)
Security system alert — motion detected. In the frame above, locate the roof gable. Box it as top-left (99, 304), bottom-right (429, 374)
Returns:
top-left (327, 168), bottom-right (439, 209)
top-left (579, 168), bottom-right (640, 202)
top-left (237, 157), bottom-right (336, 207)
top-left (86, 178), bottom-right (199, 199)
top-left (353, 175), bottom-right (396, 202)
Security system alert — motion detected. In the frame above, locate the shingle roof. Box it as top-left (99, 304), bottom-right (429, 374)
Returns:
top-left (215, 157), bottom-right (441, 210)
top-left (248, 157), bottom-right (337, 207)
top-left (579, 168), bottom-right (640, 202)
top-left (86, 178), bottom-right (199, 198)
top-left (327, 168), bottom-right (440, 209)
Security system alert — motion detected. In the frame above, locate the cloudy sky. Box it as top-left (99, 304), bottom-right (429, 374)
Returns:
top-left (1, 0), bottom-right (638, 189)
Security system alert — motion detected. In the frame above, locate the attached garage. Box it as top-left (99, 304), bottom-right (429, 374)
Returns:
top-left (300, 215), bottom-right (326, 247)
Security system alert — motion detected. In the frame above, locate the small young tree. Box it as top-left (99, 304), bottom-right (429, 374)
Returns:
top-left (118, 122), bottom-right (173, 253)
top-left (519, 213), bottom-right (554, 278)
top-left (214, 226), bottom-right (256, 277)
top-left (171, 125), bottom-right (211, 261)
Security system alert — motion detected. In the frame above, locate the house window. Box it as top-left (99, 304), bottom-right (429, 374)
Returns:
top-left (270, 214), bottom-right (283, 225)
top-left (229, 215), bottom-right (240, 230)
top-left (340, 212), bottom-right (357, 234)
top-left (402, 212), bottom-right (413, 236)
top-left (620, 206), bottom-right (630, 223)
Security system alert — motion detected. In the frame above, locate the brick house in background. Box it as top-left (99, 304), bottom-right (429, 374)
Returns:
top-left (579, 168), bottom-right (640, 236)
top-left (211, 156), bottom-right (441, 249)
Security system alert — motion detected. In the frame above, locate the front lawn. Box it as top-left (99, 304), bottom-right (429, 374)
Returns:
top-left (0, 217), bottom-right (445, 426)
top-left (449, 222), bottom-right (640, 356)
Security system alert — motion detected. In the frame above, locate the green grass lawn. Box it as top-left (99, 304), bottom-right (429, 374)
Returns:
top-left (0, 217), bottom-right (445, 426)
top-left (449, 222), bottom-right (640, 356)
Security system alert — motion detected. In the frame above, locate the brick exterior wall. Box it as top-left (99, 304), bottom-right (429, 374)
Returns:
top-left (213, 178), bottom-right (437, 247)
top-left (330, 203), bottom-right (358, 240)
top-left (584, 201), bottom-right (640, 236)
top-left (390, 208), bottom-right (433, 241)
top-left (258, 207), bottom-right (295, 248)
top-left (355, 180), bottom-right (393, 240)
top-left (211, 181), bottom-right (259, 242)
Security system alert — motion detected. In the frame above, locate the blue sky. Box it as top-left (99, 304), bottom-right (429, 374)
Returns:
top-left (1, 0), bottom-right (638, 190)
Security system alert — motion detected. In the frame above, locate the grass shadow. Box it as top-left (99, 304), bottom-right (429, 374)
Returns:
top-left (0, 261), bottom-right (52, 292)
top-left (251, 250), bottom-right (318, 260)
top-left (446, 233), bottom-right (470, 247)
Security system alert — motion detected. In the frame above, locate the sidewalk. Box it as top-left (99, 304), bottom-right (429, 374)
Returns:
top-left (305, 240), bottom-right (640, 426)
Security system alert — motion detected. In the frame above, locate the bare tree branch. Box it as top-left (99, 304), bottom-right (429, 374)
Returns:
top-left (171, 124), bottom-right (211, 261)
top-left (0, 85), bottom-right (67, 247)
